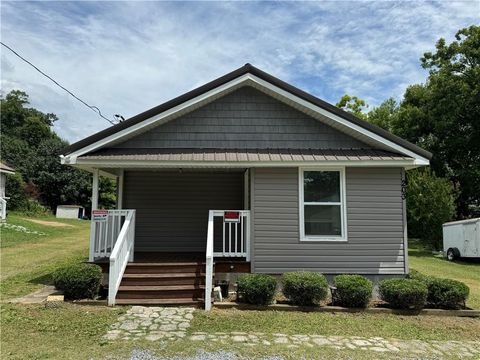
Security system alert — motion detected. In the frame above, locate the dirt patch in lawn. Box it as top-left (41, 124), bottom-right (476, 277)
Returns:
top-left (23, 219), bottom-right (74, 227)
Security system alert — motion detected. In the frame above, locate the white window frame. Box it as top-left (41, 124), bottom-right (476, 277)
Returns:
top-left (299, 167), bottom-right (348, 242)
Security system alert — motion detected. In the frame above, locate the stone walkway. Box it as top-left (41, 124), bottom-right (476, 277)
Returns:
top-left (105, 306), bottom-right (194, 341)
top-left (8, 285), bottom-right (60, 304)
top-left (105, 306), bottom-right (480, 358)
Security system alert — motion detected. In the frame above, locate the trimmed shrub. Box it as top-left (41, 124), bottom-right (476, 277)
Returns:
top-left (408, 270), bottom-right (469, 309)
top-left (379, 278), bottom-right (427, 310)
top-left (334, 275), bottom-right (373, 308)
top-left (53, 263), bottom-right (102, 300)
top-left (282, 272), bottom-right (328, 306)
top-left (426, 278), bottom-right (469, 309)
top-left (237, 274), bottom-right (277, 305)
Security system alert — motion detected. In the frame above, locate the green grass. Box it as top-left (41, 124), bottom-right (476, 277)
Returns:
top-left (409, 239), bottom-right (480, 309)
top-left (1, 217), bottom-right (479, 359)
top-left (0, 212), bottom-right (91, 300)
top-left (191, 308), bottom-right (480, 342)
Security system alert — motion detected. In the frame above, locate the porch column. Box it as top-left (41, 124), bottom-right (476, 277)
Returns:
top-left (117, 169), bottom-right (124, 209)
top-left (89, 168), bottom-right (99, 261)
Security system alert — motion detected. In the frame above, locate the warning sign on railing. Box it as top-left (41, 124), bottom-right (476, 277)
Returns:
top-left (92, 210), bottom-right (108, 222)
top-left (224, 211), bottom-right (240, 223)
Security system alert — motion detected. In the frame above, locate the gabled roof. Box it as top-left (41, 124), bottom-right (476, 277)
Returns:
top-left (0, 162), bottom-right (15, 174)
top-left (61, 64), bottom-right (432, 162)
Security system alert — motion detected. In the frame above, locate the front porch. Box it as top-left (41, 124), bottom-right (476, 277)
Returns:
top-left (87, 168), bottom-right (251, 308)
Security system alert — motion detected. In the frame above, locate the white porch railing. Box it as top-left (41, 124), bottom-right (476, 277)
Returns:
top-left (205, 210), bottom-right (250, 310)
top-left (0, 197), bottom-right (6, 221)
top-left (108, 209), bottom-right (135, 306)
top-left (89, 209), bottom-right (132, 261)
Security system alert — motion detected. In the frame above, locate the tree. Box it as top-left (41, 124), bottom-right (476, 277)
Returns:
top-left (335, 94), bottom-right (368, 119)
top-left (392, 25), bottom-right (480, 217)
top-left (406, 168), bottom-right (457, 250)
top-left (367, 98), bottom-right (399, 132)
top-left (0, 90), bottom-right (115, 213)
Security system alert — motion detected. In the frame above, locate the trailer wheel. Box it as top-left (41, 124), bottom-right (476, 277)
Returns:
top-left (447, 248), bottom-right (460, 261)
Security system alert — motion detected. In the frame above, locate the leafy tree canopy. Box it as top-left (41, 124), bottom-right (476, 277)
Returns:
top-left (337, 25), bottom-right (480, 218)
top-left (1, 90), bottom-right (115, 213)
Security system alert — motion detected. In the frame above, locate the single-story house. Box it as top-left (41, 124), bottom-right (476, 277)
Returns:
top-left (60, 64), bottom-right (431, 308)
top-left (0, 162), bottom-right (15, 221)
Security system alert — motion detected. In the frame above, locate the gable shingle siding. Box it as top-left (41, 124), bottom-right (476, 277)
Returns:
top-left (113, 87), bottom-right (370, 150)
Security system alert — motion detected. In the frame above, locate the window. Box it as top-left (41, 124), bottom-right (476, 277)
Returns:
top-left (299, 168), bottom-right (347, 241)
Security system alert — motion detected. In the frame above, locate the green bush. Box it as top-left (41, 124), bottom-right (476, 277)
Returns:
top-left (379, 278), bottom-right (428, 310)
top-left (426, 278), bottom-right (469, 309)
top-left (408, 270), bottom-right (469, 309)
top-left (334, 275), bottom-right (373, 308)
top-left (237, 274), bottom-right (277, 305)
top-left (53, 263), bottom-right (102, 300)
top-left (282, 272), bottom-right (328, 306)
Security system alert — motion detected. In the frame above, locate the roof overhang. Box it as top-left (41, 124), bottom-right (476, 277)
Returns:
top-left (61, 64), bottom-right (431, 167)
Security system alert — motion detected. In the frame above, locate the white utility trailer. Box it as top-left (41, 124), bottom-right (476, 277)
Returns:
top-left (443, 218), bottom-right (480, 261)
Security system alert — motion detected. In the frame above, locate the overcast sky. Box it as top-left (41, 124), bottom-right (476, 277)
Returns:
top-left (1, 1), bottom-right (478, 143)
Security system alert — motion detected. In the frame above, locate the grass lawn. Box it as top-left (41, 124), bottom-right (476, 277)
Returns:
top-left (0, 212), bottom-right (91, 300)
top-left (1, 216), bottom-right (479, 359)
top-left (409, 239), bottom-right (480, 309)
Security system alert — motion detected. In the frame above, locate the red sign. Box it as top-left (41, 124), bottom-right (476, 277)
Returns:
top-left (224, 211), bottom-right (240, 223)
top-left (92, 210), bottom-right (108, 222)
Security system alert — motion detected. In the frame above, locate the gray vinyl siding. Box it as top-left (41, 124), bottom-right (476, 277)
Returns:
top-left (123, 171), bottom-right (243, 252)
top-left (251, 167), bottom-right (406, 274)
top-left (113, 87), bottom-right (369, 149)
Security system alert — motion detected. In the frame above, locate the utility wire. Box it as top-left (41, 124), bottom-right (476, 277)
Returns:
top-left (1, 41), bottom-right (117, 125)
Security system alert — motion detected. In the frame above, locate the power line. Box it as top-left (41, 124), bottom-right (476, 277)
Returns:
top-left (1, 41), bottom-right (117, 125)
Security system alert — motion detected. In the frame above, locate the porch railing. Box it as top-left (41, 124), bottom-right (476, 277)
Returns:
top-left (89, 209), bottom-right (132, 261)
top-left (108, 210), bottom-right (135, 305)
top-left (205, 210), bottom-right (250, 310)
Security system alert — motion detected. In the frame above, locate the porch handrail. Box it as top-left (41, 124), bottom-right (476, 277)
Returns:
top-left (205, 209), bottom-right (250, 311)
top-left (108, 209), bottom-right (135, 306)
top-left (205, 210), bottom-right (215, 310)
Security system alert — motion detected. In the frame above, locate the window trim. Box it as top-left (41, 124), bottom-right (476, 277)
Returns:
top-left (298, 167), bottom-right (348, 242)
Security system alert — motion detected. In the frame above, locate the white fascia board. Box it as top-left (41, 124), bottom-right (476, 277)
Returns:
top-left (63, 73), bottom-right (429, 165)
top-left (74, 158), bottom-right (417, 168)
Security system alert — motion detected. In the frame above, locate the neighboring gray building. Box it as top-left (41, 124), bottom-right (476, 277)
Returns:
top-left (61, 64), bottom-right (431, 307)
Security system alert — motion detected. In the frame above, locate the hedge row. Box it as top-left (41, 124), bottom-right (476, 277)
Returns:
top-left (237, 273), bottom-right (372, 308)
top-left (237, 271), bottom-right (469, 310)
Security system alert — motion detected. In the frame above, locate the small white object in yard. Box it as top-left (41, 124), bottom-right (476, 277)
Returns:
top-left (45, 295), bottom-right (64, 308)
top-left (213, 286), bottom-right (223, 302)
top-left (0, 223), bottom-right (46, 235)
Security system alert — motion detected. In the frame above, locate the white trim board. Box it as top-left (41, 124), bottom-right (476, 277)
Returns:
top-left (298, 167), bottom-right (348, 242)
top-left (61, 74), bottom-right (430, 166)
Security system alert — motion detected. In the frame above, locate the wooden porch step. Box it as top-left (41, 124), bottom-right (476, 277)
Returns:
top-left (127, 262), bottom-right (206, 267)
top-left (122, 273), bottom-right (205, 279)
top-left (118, 285), bottom-right (205, 291)
top-left (115, 298), bottom-right (206, 306)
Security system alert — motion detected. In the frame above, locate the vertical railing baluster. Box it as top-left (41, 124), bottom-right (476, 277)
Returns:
top-left (235, 221), bottom-right (238, 256)
top-left (240, 214), bottom-right (244, 255)
top-left (222, 218), bottom-right (225, 256)
top-left (229, 222), bottom-right (232, 255)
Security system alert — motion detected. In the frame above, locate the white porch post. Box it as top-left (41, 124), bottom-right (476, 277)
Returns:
top-left (89, 168), bottom-right (99, 262)
top-left (117, 169), bottom-right (124, 209)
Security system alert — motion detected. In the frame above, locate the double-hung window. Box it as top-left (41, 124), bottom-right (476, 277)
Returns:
top-left (299, 168), bottom-right (347, 241)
